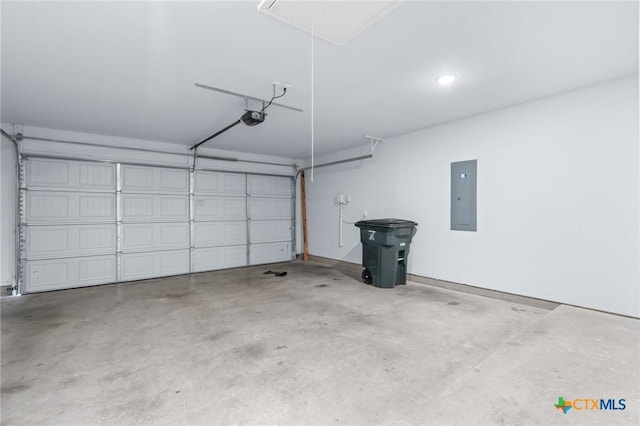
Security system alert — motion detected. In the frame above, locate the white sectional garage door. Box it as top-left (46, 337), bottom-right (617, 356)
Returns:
top-left (21, 157), bottom-right (293, 293)
top-left (23, 158), bottom-right (117, 292)
top-left (248, 175), bottom-right (293, 265)
top-left (119, 165), bottom-right (191, 282)
top-left (192, 170), bottom-right (248, 272)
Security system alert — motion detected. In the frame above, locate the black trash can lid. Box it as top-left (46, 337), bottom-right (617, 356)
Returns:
top-left (355, 218), bottom-right (418, 228)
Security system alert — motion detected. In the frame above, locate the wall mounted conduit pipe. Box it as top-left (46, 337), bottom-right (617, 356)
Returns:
top-left (337, 196), bottom-right (350, 247)
top-left (294, 154), bottom-right (374, 181)
top-left (292, 153), bottom-right (374, 254)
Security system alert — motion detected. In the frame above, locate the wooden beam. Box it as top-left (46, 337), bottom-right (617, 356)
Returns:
top-left (300, 170), bottom-right (309, 261)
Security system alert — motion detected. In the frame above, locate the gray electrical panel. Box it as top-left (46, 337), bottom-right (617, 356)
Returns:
top-left (451, 160), bottom-right (477, 231)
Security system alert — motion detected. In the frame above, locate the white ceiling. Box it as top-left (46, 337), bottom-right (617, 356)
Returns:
top-left (1, 1), bottom-right (638, 159)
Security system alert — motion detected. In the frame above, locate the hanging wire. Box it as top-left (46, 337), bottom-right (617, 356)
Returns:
top-left (311, 22), bottom-right (315, 182)
top-left (262, 84), bottom-right (287, 114)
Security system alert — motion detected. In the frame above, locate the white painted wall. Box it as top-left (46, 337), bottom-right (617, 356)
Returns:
top-left (305, 75), bottom-right (639, 317)
top-left (1, 132), bottom-right (18, 290)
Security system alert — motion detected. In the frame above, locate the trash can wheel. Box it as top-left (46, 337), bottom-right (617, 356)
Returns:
top-left (362, 269), bottom-right (372, 284)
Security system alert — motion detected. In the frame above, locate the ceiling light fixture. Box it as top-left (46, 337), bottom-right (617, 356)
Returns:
top-left (436, 73), bottom-right (458, 85)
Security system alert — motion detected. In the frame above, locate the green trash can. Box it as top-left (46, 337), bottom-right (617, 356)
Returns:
top-left (355, 219), bottom-right (418, 288)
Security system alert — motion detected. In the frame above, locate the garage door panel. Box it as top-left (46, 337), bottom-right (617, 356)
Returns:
top-left (79, 163), bottom-right (115, 188)
top-left (249, 198), bottom-right (292, 220)
top-left (249, 242), bottom-right (291, 265)
top-left (26, 191), bottom-right (115, 223)
top-left (27, 260), bottom-right (68, 291)
top-left (192, 245), bottom-right (247, 272)
top-left (78, 257), bottom-right (116, 284)
top-left (248, 175), bottom-right (291, 197)
top-left (121, 194), bottom-right (189, 222)
top-left (160, 170), bottom-right (189, 192)
top-left (27, 159), bottom-right (115, 190)
top-left (194, 196), bottom-right (246, 221)
top-left (194, 171), bottom-right (246, 195)
top-left (121, 223), bottom-right (189, 252)
top-left (79, 194), bottom-right (115, 219)
top-left (26, 224), bottom-right (116, 258)
top-left (25, 255), bottom-right (116, 292)
top-left (157, 250), bottom-right (190, 276)
top-left (270, 177), bottom-right (292, 196)
top-left (193, 221), bottom-right (246, 248)
top-left (249, 220), bottom-right (291, 244)
top-left (222, 174), bottom-right (246, 194)
top-left (28, 193), bottom-right (69, 219)
top-left (121, 165), bottom-right (189, 193)
top-left (121, 249), bottom-right (190, 281)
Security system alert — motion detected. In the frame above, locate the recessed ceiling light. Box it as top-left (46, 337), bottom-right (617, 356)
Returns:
top-left (436, 73), bottom-right (458, 85)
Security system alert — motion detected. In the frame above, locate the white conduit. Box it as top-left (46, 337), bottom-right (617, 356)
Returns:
top-left (339, 203), bottom-right (344, 247)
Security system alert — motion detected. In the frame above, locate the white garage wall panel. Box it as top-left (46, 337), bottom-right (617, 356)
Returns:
top-left (21, 157), bottom-right (293, 292)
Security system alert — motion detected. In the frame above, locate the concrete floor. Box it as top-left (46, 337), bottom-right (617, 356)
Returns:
top-left (1, 261), bottom-right (638, 425)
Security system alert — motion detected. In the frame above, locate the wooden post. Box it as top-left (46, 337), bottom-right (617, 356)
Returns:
top-left (300, 170), bottom-right (309, 261)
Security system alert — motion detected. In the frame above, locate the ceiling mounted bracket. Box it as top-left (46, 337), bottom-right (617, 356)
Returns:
top-left (365, 135), bottom-right (384, 154)
top-left (195, 82), bottom-right (303, 112)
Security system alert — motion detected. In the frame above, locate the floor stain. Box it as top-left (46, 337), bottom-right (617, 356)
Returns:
top-left (161, 293), bottom-right (188, 300)
top-left (60, 376), bottom-right (80, 386)
top-left (208, 331), bottom-right (231, 341)
top-left (244, 344), bottom-right (266, 358)
top-left (1, 383), bottom-right (30, 394)
top-left (448, 301), bottom-right (460, 306)
top-left (104, 370), bottom-right (132, 382)
top-left (315, 284), bottom-right (329, 288)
